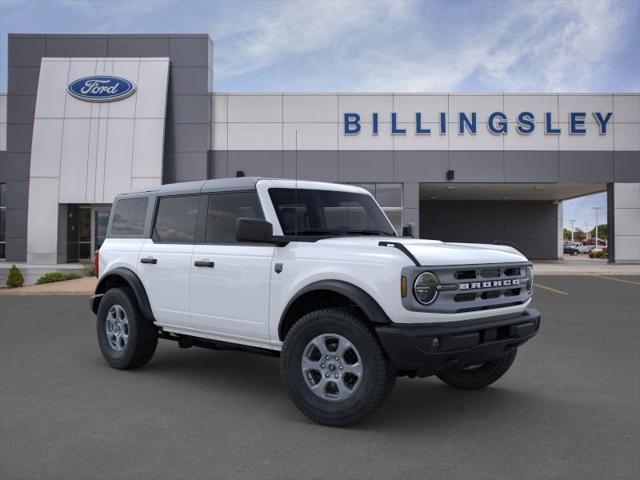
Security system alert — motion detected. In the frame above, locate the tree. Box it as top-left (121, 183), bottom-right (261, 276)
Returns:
top-left (6, 264), bottom-right (24, 288)
top-left (572, 228), bottom-right (586, 242)
top-left (589, 224), bottom-right (607, 239)
top-left (563, 228), bottom-right (572, 240)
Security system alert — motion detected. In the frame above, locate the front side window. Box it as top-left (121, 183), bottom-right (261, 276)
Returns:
top-left (154, 195), bottom-right (201, 244)
top-left (206, 191), bottom-right (262, 244)
top-left (268, 188), bottom-right (395, 237)
top-left (110, 197), bottom-right (148, 237)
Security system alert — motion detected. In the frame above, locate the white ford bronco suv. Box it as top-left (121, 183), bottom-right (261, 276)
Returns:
top-left (91, 178), bottom-right (540, 426)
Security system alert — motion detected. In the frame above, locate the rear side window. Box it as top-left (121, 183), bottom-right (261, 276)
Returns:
top-left (154, 195), bottom-right (201, 244)
top-left (110, 197), bottom-right (148, 237)
top-left (206, 191), bottom-right (262, 243)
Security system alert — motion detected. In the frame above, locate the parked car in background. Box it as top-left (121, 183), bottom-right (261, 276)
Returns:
top-left (564, 242), bottom-right (590, 254)
top-left (564, 244), bottom-right (581, 256)
top-left (584, 238), bottom-right (607, 246)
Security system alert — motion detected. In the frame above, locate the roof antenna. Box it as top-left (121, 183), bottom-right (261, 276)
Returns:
top-left (294, 128), bottom-right (299, 237)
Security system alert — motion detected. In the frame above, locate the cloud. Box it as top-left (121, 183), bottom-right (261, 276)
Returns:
top-left (212, 0), bottom-right (638, 92)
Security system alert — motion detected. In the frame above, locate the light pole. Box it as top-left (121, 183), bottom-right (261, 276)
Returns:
top-left (570, 219), bottom-right (576, 242)
top-left (592, 206), bottom-right (603, 248)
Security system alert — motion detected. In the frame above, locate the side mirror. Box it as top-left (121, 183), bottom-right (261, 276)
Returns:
top-left (236, 218), bottom-right (273, 243)
top-left (401, 222), bottom-right (416, 238)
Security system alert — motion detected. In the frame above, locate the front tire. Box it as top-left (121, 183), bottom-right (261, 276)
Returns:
top-left (97, 287), bottom-right (158, 369)
top-left (436, 348), bottom-right (517, 390)
top-left (281, 308), bottom-right (396, 427)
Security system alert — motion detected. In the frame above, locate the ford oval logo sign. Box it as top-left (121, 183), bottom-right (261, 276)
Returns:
top-left (67, 76), bottom-right (136, 102)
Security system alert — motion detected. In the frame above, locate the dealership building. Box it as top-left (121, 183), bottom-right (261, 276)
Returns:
top-left (0, 33), bottom-right (638, 268)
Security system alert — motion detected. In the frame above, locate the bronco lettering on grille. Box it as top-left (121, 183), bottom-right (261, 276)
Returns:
top-left (459, 278), bottom-right (520, 290)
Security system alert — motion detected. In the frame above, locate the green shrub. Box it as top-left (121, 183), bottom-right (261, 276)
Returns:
top-left (6, 265), bottom-right (25, 288)
top-left (36, 272), bottom-right (83, 285)
top-left (84, 264), bottom-right (95, 277)
top-left (589, 250), bottom-right (606, 259)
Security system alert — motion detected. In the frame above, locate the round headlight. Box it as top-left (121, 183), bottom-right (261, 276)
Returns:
top-left (525, 266), bottom-right (534, 293)
top-left (414, 272), bottom-right (439, 305)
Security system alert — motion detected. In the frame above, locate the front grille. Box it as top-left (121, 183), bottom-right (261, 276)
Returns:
top-left (403, 262), bottom-right (532, 314)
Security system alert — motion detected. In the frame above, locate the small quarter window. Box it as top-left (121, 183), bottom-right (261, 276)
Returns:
top-left (154, 195), bottom-right (201, 244)
top-left (110, 197), bottom-right (148, 237)
top-left (206, 191), bottom-right (262, 244)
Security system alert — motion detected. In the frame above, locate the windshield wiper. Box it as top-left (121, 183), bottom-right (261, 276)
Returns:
top-left (288, 228), bottom-right (393, 237)
top-left (288, 229), bottom-right (343, 236)
top-left (343, 229), bottom-right (392, 236)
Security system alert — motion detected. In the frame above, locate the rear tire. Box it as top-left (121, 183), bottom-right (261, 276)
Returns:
top-left (436, 348), bottom-right (517, 390)
top-left (281, 307), bottom-right (396, 427)
top-left (97, 287), bottom-right (158, 369)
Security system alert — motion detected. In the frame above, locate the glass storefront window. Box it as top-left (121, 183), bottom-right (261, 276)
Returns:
top-left (0, 183), bottom-right (6, 259)
top-left (352, 183), bottom-right (403, 233)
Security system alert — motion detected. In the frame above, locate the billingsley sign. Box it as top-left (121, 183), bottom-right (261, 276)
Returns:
top-left (343, 111), bottom-right (613, 135)
top-left (67, 76), bottom-right (136, 102)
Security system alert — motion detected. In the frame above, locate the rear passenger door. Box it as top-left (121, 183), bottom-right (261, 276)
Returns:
top-left (190, 191), bottom-right (274, 343)
top-left (137, 194), bottom-right (204, 329)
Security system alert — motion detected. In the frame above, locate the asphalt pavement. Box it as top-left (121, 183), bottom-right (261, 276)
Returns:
top-left (1, 275), bottom-right (639, 480)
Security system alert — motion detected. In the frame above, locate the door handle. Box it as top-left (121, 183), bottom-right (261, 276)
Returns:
top-left (140, 257), bottom-right (157, 264)
top-left (194, 260), bottom-right (215, 268)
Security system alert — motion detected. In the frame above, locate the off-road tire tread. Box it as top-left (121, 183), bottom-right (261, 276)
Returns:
top-left (97, 287), bottom-right (158, 370)
top-left (436, 348), bottom-right (517, 390)
top-left (281, 307), bottom-right (396, 427)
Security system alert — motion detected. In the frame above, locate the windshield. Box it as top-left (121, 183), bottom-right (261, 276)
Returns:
top-left (268, 188), bottom-right (396, 237)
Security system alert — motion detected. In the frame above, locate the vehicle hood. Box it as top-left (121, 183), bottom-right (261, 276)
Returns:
top-left (317, 237), bottom-right (528, 266)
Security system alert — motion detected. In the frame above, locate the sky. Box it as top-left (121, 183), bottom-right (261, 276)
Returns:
top-left (1, 0), bottom-right (638, 228)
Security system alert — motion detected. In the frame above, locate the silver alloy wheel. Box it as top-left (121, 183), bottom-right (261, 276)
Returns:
top-left (105, 304), bottom-right (129, 352)
top-left (301, 333), bottom-right (363, 402)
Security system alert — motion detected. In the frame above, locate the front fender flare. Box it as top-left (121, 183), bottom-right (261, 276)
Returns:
top-left (92, 267), bottom-right (155, 321)
top-left (278, 280), bottom-right (391, 340)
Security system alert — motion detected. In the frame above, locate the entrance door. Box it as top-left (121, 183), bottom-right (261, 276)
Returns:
top-left (66, 205), bottom-right (92, 263)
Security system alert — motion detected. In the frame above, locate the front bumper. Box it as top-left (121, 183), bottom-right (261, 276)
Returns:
top-left (375, 308), bottom-right (541, 377)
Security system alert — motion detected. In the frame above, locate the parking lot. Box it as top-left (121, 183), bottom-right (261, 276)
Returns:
top-left (1, 275), bottom-right (639, 480)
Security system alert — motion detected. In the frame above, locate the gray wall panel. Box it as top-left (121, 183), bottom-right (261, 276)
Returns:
top-left (6, 95), bottom-right (36, 124)
top-left (403, 182), bottom-right (419, 209)
top-left (8, 36), bottom-right (45, 67)
top-left (394, 151), bottom-right (449, 182)
top-left (7, 67), bottom-right (40, 95)
top-left (163, 152), bottom-right (209, 183)
top-left (420, 200), bottom-right (558, 259)
top-left (6, 208), bottom-right (28, 239)
top-left (282, 151), bottom-right (339, 182)
top-left (449, 151), bottom-right (504, 182)
top-left (5, 237), bottom-right (26, 262)
top-left (338, 151), bottom-right (394, 182)
top-left (559, 151), bottom-right (614, 182)
top-left (167, 95), bottom-right (210, 124)
top-left (228, 151), bottom-right (284, 178)
top-left (209, 151), bottom-right (228, 178)
top-left (46, 36), bottom-right (108, 57)
top-left (614, 151), bottom-right (640, 182)
top-left (6, 180), bottom-right (29, 208)
top-left (107, 35), bottom-right (170, 57)
top-left (6, 124), bottom-right (33, 153)
top-left (169, 67), bottom-right (210, 95)
top-left (1, 153), bottom-right (30, 181)
top-left (169, 36), bottom-right (211, 67)
top-left (165, 123), bottom-right (210, 153)
top-left (505, 151), bottom-right (559, 182)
